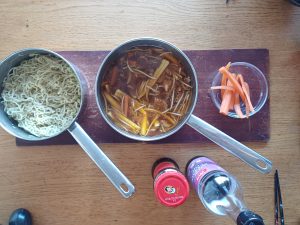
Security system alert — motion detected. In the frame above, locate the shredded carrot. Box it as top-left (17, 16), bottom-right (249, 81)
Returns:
top-left (212, 63), bottom-right (255, 119)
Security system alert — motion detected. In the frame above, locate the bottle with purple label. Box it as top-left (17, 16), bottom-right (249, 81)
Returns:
top-left (186, 156), bottom-right (265, 225)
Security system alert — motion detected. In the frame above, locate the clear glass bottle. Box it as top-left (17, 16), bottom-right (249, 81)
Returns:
top-left (186, 156), bottom-right (264, 225)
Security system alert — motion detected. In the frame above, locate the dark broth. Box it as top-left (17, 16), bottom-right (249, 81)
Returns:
top-left (101, 46), bottom-right (192, 136)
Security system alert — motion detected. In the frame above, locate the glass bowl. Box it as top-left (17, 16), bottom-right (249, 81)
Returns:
top-left (210, 62), bottom-right (268, 118)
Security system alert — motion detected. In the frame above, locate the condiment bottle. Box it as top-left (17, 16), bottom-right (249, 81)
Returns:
top-left (152, 158), bottom-right (189, 207)
top-left (186, 156), bottom-right (265, 225)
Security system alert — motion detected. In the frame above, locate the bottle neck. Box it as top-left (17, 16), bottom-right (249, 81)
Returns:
top-left (223, 200), bottom-right (248, 222)
top-left (198, 170), bottom-right (248, 221)
top-left (215, 180), bottom-right (248, 221)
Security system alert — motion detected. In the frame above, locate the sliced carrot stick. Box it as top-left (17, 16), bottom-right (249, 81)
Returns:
top-left (229, 92), bottom-right (235, 110)
top-left (221, 74), bottom-right (227, 98)
top-left (210, 86), bottom-right (235, 91)
top-left (220, 62), bottom-right (231, 98)
top-left (234, 93), bottom-right (245, 118)
top-left (219, 74), bottom-right (235, 115)
top-left (245, 100), bottom-right (250, 118)
top-left (123, 95), bottom-right (129, 117)
top-left (244, 82), bottom-right (250, 101)
top-left (230, 73), bottom-right (239, 110)
top-left (220, 89), bottom-right (233, 115)
top-left (237, 74), bottom-right (254, 112)
top-left (215, 64), bottom-right (255, 118)
top-left (110, 66), bottom-right (118, 86)
top-left (244, 81), bottom-right (251, 117)
top-left (219, 62), bottom-right (231, 98)
top-left (162, 53), bottom-right (178, 64)
top-left (219, 67), bottom-right (246, 103)
top-left (226, 78), bottom-right (235, 110)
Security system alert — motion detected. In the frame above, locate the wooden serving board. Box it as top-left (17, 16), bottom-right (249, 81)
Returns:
top-left (16, 49), bottom-right (270, 146)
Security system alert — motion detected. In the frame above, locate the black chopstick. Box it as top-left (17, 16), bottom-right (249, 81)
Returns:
top-left (275, 169), bottom-right (284, 225)
top-left (274, 170), bottom-right (278, 225)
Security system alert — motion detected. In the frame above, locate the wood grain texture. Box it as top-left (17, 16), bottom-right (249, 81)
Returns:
top-left (0, 1), bottom-right (299, 225)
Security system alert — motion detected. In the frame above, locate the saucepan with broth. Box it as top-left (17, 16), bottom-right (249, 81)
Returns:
top-left (96, 38), bottom-right (272, 174)
top-left (0, 48), bottom-right (134, 198)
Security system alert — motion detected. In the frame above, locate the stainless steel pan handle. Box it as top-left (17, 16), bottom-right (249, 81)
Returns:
top-left (187, 114), bottom-right (272, 174)
top-left (68, 122), bottom-right (135, 198)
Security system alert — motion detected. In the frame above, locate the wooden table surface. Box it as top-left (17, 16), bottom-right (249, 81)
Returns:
top-left (0, 1), bottom-right (299, 225)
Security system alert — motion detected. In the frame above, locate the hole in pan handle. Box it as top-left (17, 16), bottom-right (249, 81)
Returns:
top-left (68, 122), bottom-right (135, 198)
top-left (186, 114), bottom-right (272, 174)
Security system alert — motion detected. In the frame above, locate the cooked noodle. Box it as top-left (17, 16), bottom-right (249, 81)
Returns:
top-left (1, 54), bottom-right (81, 137)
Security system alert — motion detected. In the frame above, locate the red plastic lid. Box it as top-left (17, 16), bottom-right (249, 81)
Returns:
top-left (153, 161), bottom-right (176, 178)
top-left (154, 169), bottom-right (190, 207)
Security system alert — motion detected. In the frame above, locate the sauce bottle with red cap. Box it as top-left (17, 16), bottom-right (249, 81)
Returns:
top-left (152, 158), bottom-right (189, 207)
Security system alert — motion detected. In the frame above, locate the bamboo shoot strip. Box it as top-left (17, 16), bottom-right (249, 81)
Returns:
top-left (139, 59), bottom-right (169, 98)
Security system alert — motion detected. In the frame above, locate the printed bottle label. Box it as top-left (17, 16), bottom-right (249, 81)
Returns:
top-left (187, 157), bottom-right (226, 191)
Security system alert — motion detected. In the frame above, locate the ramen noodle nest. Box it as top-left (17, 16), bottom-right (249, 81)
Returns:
top-left (1, 54), bottom-right (81, 137)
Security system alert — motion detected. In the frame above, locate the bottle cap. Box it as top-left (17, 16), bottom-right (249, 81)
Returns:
top-left (154, 169), bottom-right (189, 207)
top-left (236, 211), bottom-right (265, 225)
top-left (152, 158), bottom-right (178, 178)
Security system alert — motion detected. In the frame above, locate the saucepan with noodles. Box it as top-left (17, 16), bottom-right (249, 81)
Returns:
top-left (0, 48), bottom-right (134, 198)
top-left (95, 38), bottom-right (272, 174)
